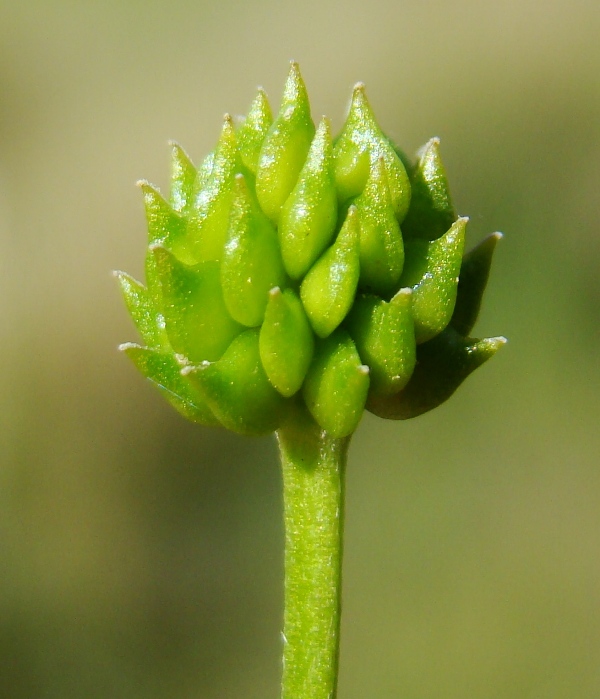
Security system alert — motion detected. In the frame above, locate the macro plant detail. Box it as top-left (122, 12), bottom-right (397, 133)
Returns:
top-left (117, 62), bottom-right (505, 699)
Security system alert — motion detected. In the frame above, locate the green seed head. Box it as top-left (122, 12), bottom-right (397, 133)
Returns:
top-left (118, 63), bottom-right (505, 437)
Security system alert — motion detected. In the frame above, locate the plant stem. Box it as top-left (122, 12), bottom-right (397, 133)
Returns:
top-left (276, 405), bottom-right (351, 699)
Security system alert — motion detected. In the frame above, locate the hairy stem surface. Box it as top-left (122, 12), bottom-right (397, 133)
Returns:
top-left (276, 405), bottom-right (351, 699)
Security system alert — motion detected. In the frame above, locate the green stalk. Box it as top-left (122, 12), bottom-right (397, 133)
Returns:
top-left (276, 405), bottom-right (351, 699)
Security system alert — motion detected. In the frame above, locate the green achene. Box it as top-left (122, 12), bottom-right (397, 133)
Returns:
top-left (259, 287), bottom-right (315, 397)
top-left (278, 117), bottom-right (338, 280)
top-left (300, 205), bottom-right (360, 338)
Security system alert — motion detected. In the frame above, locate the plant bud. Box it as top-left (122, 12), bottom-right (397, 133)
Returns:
top-left (259, 287), bottom-right (315, 397)
top-left (221, 175), bottom-right (287, 327)
top-left (256, 62), bottom-right (315, 222)
top-left (119, 65), bottom-right (504, 435)
top-left (300, 205), bottom-right (360, 338)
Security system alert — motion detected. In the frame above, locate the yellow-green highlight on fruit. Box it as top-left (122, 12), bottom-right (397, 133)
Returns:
top-left (120, 343), bottom-right (219, 426)
top-left (168, 141), bottom-right (196, 213)
top-left (115, 270), bottom-right (168, 351)
top-left (237, 88), bottom-right (273, 175)
top-left (152, 246), bottom-right (243, 363)
top-left (187, 114), bottom-right (242, 264)
top-left (400, 217), bottom-right (466, 343)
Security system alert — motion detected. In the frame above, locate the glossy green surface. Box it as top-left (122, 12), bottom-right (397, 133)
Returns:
top-left (221, 175), bottom-right (286, 327)
top-left (115, 270), bottom-right (168, 350)
top-left (278, 118), bottom-right (338, 280)
top-left (153, 246), bottom-right (243, 362)
top-left (303, 330), bottom-right (370, 438)
top-left (333, 83), bottom-right (411, 220)
top-left (401, 217), bottom-right (466, 343)
top-left (256, 63), bottom-right (315, 222)
top-left (300, 205), bottom-right (360, 338)
top-left (346, 289), bottom-right (416, 396)
top-left (259, 287), bottom-right (315, 397)
top-left (237, 88), bottom-right (273, 175)
top-left (184, 328), bottom-right (287, 435)
top-left (354, 156), bottom-right (405, 297)
top-left (402, 137), bottom-right (456, 241)
top-left (187, 115), bottom-right (241, 264)
top-left (120, 343), bottom-right (219, 426)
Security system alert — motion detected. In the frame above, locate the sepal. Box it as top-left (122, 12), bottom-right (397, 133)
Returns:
top-left (451, 232), bottom-right (502, 336)
top-left (120, 343), bottom-right (220, 426)
top-left (366, 326), bottom-right (506, 420)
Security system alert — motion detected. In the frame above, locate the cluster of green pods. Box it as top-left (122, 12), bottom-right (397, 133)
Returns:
top-left (117, 63), bottom-right (505, 438)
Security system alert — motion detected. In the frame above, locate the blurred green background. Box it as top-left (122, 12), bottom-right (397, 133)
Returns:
top-left (1, 0), bottom-right (600, 697)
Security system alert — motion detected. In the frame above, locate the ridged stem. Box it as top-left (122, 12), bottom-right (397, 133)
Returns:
top-left (276, 404), bottom-right (351, 699)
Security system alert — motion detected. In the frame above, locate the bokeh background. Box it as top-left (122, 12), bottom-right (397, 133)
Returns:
top-left (1, 0), bottom-right (600, 697)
